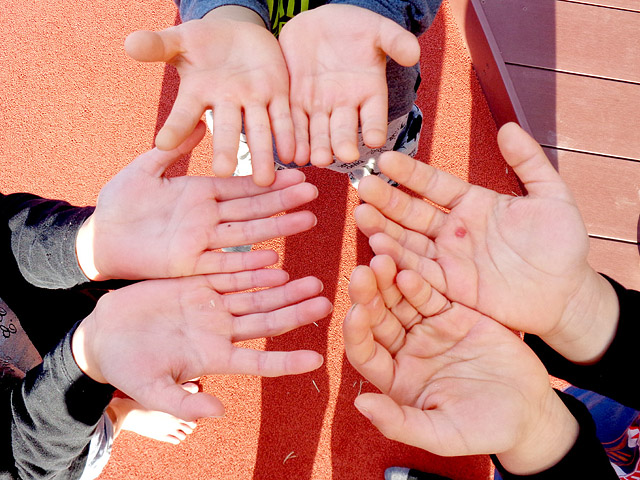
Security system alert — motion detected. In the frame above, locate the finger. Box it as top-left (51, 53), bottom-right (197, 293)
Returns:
top-left (347, 264), bottom-right (403, 364)
top-left (124, 28), bottom-right (183, 63)
top-left (191, 249), bottom-right (279, 275)
top-left (309, 112), bottom-right (333, 167)
top-left (369, 232), bottom-right (447, 294)
top-left (329, 106), bottom-right (360, 163)
top-left (269, 96), bottom-right (296, 164)
top-left (230, 296), bottom-right (333, 341)
top-left (216, 180), bottom-right (318, 222)
top-left (348, 264), bottom-right (378, 305)
top-left (354, 393), bottom-right (445, 454)
top-left (354, 203), bottom-right (439, 256)
top-left (370, 255), bottom-right (424, 332)
top-left (244, 104), bottom-right (276, 187)
top-left (375, 151), bottom-right (473, 210)
top-left (396, 269), bottom-right (451, 318)
top-left (497, 122), bottom-right (572, 202)
top-left (225, 348), bottom-right (324, 376)
top-left (343, 297), bottom-right (395, 392)
top-left (291, 106), bottom-right (311, 166)
top-left (211, 210), bottom-right (317, 248)
top-left (348, 264), bottom-right (405, 355)
top-left (204, 168), bottom-right (308, 201)
top-left (135, 122), bottom-right (207, 178)
top-left (211, 102), bottom-right (243, 178)
top-left (359, 92), bottom-right (388, 149)
top-left (155, 83), bottom-right (207, 151)
top-left (369, 254), bottom-right (400, 307)
top-left (377, 20), bottom-right (421, 67)
top-left (358, 170), bottom-right (448, 237)
top-left (139, 382), bottom-right (225, 422)
top-left (225, 276), bottom-right (324, 315)
top-left (204, 269), bottom-right (290, 293)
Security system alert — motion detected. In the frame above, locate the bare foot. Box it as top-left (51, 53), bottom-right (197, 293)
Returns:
top-left (107, 383), bottom-right (199, 445)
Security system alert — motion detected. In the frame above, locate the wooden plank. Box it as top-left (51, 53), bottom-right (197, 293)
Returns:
top-left (480, 0), bottom-right (640, 83)
top-left (507, 65), bottom-right (640, 160)
top-left (564, 0), bottom-right (640, 13)
top-left (547, 147), bottom-right (640, 243)
top-left (588, 237), bottom-right (640, 291)
top-left (447, 0), bottom-right (531, 131)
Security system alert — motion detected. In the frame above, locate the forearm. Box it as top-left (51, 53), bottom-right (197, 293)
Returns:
top-left (526, 275), bottom-right (640, 409)
top-left (174, 0), bottom-right (270, 26)
top-left (0, 192), bottom-right (92, 289)
top-left (10, 325), bottom-right (115, 479)
top-left (493, 391), bottom-right (618, 479)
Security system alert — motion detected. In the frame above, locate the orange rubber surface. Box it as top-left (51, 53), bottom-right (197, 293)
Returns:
top-left (0, 1), bottom-right (521, 478)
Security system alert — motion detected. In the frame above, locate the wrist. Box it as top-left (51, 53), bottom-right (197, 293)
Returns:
top-left (542, 270), bottom-right (619, 363)
top-left (203, 5), bottom-right (266, 28)
top-left (497, 389), bottom-right (579, 475)
top-left (71, 314), bottom-right (108, 384)
top-left (75, 214), bottom-right (107, 281)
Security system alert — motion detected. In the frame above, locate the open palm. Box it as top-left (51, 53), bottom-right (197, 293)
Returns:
top-left (344, 256), bottom-right (554, 458)
top-left (125, 15), bottom-right (294, 185)
top-left (77, 270), bottom-right (332, 421)
top-left (279, 4), bottom-right (421, 166)
top-left (82, 123), bottom-right (318, 281)
top-left (355, 123), bottom-right (597, 348)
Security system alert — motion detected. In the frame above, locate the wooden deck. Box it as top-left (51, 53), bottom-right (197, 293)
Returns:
top-left (449, 0), bottom-right (640, 290)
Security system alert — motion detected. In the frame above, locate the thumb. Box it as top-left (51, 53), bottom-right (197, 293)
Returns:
top-left (124, 28), bottom-right (183, 63)
top-left (354, 393), bottom-right (438, 453)
top-left (498, 122), bottom-right (573, 202)
top-left (146, 382), bottom-right (226, 422)
top-left (354, 393), bottom-right (409, 440)
top-left (132, 121), bottom-right (206, 178)
top-left (377, 20), bottom-right (421, 67)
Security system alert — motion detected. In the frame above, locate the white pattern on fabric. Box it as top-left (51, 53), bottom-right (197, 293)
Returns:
top-left (0, 296), bottom-right (42, 380)
top-left (204, 104), bottom-right (423, 188)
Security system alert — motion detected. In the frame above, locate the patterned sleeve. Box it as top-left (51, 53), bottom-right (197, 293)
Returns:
top-left (492, 391), bottom-right (618, 479)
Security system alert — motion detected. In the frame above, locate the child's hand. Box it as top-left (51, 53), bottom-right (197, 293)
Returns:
top-left (72, 271), bottom-right (331, 421)
top-left (76, 122), bottom-right (318, 281)
top-left (125, 7), bottom-right (295, 186)
top-left (355, 123), bottom-right (619, 364)
top-left (344, 256), bottom-right (578, 475)
top-left (279, 5), bottom-right (420, 167)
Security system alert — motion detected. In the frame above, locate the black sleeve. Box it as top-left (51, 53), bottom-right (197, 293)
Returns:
top-left (1, 324), bottom-right (115, 480)
top-left (0, 192), bottom-right (124, 356)
top-left (0, 192), bottom-right (94, 290)
top-left (492, 390), bottom-right (618, 479)
top-left (525, 275), bottom-right (640, 410)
